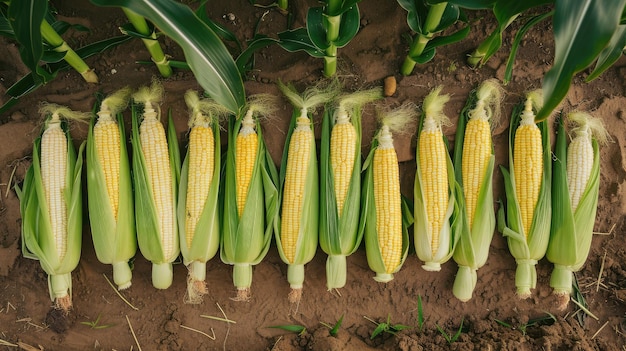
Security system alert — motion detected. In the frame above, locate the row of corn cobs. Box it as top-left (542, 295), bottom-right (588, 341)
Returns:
top-left (17, 79), bottom-right (607, 312)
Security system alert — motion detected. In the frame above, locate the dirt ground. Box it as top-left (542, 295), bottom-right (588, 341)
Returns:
top-left (1, 0), bottom-right (626, 350)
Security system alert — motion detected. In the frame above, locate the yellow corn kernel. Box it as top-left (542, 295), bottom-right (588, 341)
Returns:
top-left (41, 117), bottom-right (68, 260)
top-left (280, 117), bottom-right (313, 263)
top-left (373, 126), bottom-right (402, 273)
top-left (461, 117), bottom-right (491, 229)
top-left (419, 125), bottom-right (449, 257)
top-left (330, 116), bottom-right (356, 216)
top-left (94, 115), bottom-right (121, 218)
top-left (513, 122), bottom-right (543, 237)
top-left (139, 107), bottom-right (177, 258)
top-left (236, 115), bottom-right (258, 217)
top-left (184, 122), bottom-right (214, 247)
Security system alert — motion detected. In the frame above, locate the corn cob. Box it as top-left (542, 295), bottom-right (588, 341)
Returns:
top-left (452, 79), bottom-right (502, 302)
top-left (131, 80), bottom-right (180, 290)
top-left (498, 90), bottom-right (552, 299)
top-left (87, 87), bottom-right (137, 290)
top-left (177, 90), bottom-right (230, 303)
top-left (222, 94), bottom-right (279, 301)
top-left (276, 81), bottom-right (336, 304)
top-left (320, 88), bottom-right (382, 290)
top-left (547, 111), bottom-right (609, 309)
top-left (414, 86), bottom-right (457, 272)
top-left (17, 104), bottom-right (88, 312)
top-left (364, 103), bottom-right (416, 282)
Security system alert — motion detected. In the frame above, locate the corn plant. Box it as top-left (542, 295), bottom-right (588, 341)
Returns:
top-left (92, 0), bottom-right (246, 114)
top-left (273, 0), bottom-right (362, 77)
top-left (0, 1), bottom-right (130, 114)
top-left (397, 0), bottom-right (469, 76)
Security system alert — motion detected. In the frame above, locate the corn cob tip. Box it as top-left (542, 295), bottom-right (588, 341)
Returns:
top-left (246, 93), bottom-right (278, 119)
top-left (377, 102), bottom-right (418, 135)
top-left (39, 103), bottom-right (90, 125)
top-left (100, 87), bottom-right (132, 116)
top-left (523, 89), bottom-right (543, 117)
top-left (567, 111), bottom-right (612, 145)
top-left (422, 86), bottom-right (451, 131)
top-left (184, 90), bottom-right (231, 128)
top-left (278, 80), bottom-right (338, 117)
top-left (335, 87), bottom-right (383, 122)
top-left (472, 79), bottom-right (503, 124)
top-left (133, 79), bottom-right (164, 106)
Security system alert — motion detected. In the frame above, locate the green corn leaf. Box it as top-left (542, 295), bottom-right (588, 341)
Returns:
top-left (0, 35), bottom-right (132, 115)
top-left (536, 0), bottom-right (626, 121)
top-left (8, 0), bottom-right (52, 83)
top-left (586, 25), bottom-right (626, 82)
top-left (430, 0), bottom-right (494, 9)
top-left (91, 0), bottom-right (245, 114)
top-left (277, 27), bottom-right (326, 58)
top-left (195, 3), bottom-right (242, 52)
top-left (333, 5), bottom-right (360, 48)
top-left (504, 11), bottom-right (553, 84)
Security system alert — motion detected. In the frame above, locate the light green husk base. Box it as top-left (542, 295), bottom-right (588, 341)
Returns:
top-left (112, 261), bottom-right (133, 290)
top-left (287, 264), bottom-right (304, 289)
top-left (422, 261), bottom-right (442, 272)
top-left (453, 265), bottom-right (478, 302)
top-left (374, 273), bottom-right (394, 283)
top-left (515, 259), bottom-right (537, 299)
top-left (326, 255), bottom-right (347, 290)
top-left (49, 273), bottom-right (72, 312)
top-left (234, 263), bottom-right (252, 290)
top-left (550, 264), bottom-right (573, 296)
top-left (152, 262), bottom-right (173, 290)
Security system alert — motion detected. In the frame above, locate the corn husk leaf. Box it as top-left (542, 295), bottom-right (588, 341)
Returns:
top-left (413, 108), bottom-right (458, 272)
top-left (319, 106), bottom-right (364, 289)
top-left (451, 91), bottom-right (496, 302)
top-left (177, 113), bottom-right (220, 265)
top-left (546, 116), bottom-right (600, 295)
top-left (274, 107), bottom-right (319, 288)
top-left (221, 115), bottom-right (278, 290)
top-left (362, 138), bottom-right (412, 282)
top-left (17, 121), bottom-right (84, 303)
top-left (497, 102), bottom-right (552, 297)
top-left (131, 105), bottom-right (180, 266)
top-left (87, 109), bottom-right (136, 289)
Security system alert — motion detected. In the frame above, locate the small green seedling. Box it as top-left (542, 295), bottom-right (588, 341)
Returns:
top-left (416, 295), bottom-right (424, 332)
top-left (320, 314), bottom-right (344, 337)
top-left (435, 318), bottom-right (464, 344)
top-left (269, 324), bottom-right (307, 336)
top-left (80, 314), bottom-right (113, 329)
top-left (364, 314), bottom-right (411, 339)
top-left (494, 313), bottom-right (556, 336)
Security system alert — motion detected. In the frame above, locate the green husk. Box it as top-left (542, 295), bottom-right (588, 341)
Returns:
top-left (547, 114), bottom-right (602, 307)
top-left (221, 95), bottom-right (279, 301)
top-left (498, 92), bottom-right (552, 299)
top-left (177, 91), bottom-right (228, 304)
top-left (451, 81), bottom-right (501, 302)
top-left (17, 112), bottom-right (85, 312)
top-left (131, 90), bottom-right (180, 290)
top-left (320, 88), bottom-right (382, 290)
top-left (87, 88), bottom-right (136, 290)
top-left (414, 87), bottom-right (458, 271)
top-left (363, 104), bottom-right (416, 282)
top-left (275, 82), bottom-right (336, 303)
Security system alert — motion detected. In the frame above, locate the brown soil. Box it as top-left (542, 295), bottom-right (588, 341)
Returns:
top-left (1, 1), bottom-right (625, 350)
